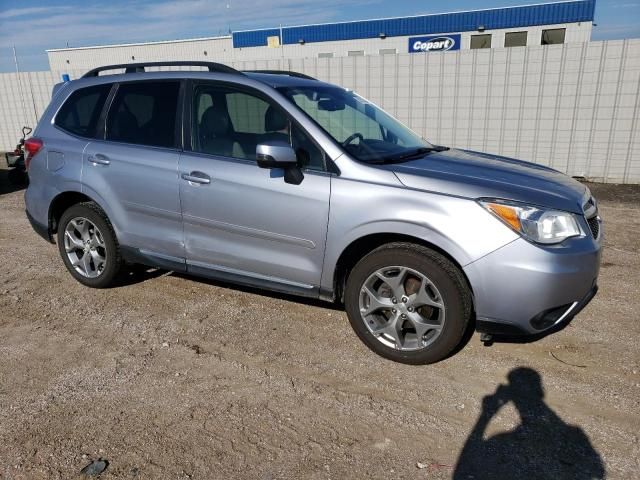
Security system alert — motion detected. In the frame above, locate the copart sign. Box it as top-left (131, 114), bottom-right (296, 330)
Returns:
top-left (409, 34), bottom-right (461, 53)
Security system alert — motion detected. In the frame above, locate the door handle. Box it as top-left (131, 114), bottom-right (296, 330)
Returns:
top-left (88, 154), bottom-right (110, 166)
top-left (182, 171), bottom-right (211, 185)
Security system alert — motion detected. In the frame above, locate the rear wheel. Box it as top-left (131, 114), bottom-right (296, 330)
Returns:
top-left (344, 242), bottom-right (472, 365)
top-left (57, 202), bottom-right (122, 288)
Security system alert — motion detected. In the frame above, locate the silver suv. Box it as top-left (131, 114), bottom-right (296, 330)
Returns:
top-left (25, 61), bottom-right (601, 364)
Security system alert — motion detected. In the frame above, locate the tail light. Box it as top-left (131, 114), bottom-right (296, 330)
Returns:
top-left (24, 137), bottom-right (43, 170)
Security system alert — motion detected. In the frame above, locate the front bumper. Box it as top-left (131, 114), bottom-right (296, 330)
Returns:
top-left (475, 284), bottom-right (598, 337)
top-left (464, 235), bottom-right (601, 336)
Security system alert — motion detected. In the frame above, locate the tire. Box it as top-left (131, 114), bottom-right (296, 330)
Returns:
top-left (57, 202), bottom-right (122, 288)
top-left (344, 242), bottom-right (472, 365)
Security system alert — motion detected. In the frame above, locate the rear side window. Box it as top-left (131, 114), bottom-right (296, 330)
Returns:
top-left (106, 82), bottom-right (180, 148)
top-left (55, 84), bottom-right (111, 138)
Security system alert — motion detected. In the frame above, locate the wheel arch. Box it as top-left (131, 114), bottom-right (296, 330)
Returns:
top-left (330, 233), bottom-right (475, 307)
top-left (48, 190), bottom-right (111, 235)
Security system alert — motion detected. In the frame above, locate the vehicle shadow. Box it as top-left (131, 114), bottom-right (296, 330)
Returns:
top-left (115, 264), bottom-right (170, 287)
top-left (483, 318), bottom-right (575, 345)
top-left (169, 271), bottom-right (345, 311)
top-left (118, 268), bottom-right (476, 345)
top-left (0, 167), bottom-right (27, 195)
top-left (453, 367), bottom-right (605, 480)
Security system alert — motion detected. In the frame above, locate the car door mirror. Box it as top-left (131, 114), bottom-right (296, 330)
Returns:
top-left (256, 141), bottom-right (298, 169)
top-left (256, 140), bottom-right (304, 185)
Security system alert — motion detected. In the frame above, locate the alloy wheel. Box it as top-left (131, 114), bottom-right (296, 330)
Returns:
top-left (358, 266), bottom-right (446, 351)
top-left (64, 217), bottom-right (107, 278)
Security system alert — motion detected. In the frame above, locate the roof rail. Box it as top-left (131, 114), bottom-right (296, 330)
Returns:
top-left (82, 61), bottom-right (241, 78)
top-left (243, 70), bottom-right (316, 80)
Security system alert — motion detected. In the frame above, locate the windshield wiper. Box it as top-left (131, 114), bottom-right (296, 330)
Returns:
top-left (379, 145), bottom-right (449, 163)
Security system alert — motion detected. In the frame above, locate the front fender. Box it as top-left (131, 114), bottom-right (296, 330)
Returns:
top-left (320, 176), bottom-right (519, 292)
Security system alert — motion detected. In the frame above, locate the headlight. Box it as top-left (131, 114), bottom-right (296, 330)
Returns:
top-left (480, 200), bottom-right (582, 245)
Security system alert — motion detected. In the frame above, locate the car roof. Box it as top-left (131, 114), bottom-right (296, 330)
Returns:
top-left (243, 72), bottom-right (335, 89)
top-left (54, 68), bottom-right (342, 106)
top-left (73, 61), bottom-right (338, 91)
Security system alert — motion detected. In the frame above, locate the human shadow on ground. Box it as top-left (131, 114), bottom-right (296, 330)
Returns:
top-left (453, 367), bottom-right (605, 480)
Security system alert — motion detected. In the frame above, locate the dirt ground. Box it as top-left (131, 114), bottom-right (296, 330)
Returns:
top-left (1, 168), bottom-right (639, 479)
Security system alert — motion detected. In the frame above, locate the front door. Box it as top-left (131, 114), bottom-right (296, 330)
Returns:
top-left (178, 82), bottom-right (330, 294)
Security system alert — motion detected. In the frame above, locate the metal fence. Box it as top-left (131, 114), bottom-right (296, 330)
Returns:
top-left (1, 39), bottom-right (638, 183)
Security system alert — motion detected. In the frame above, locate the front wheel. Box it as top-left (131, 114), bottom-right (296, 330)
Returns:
top-left (57, 202), bottom-right (122, 288)
top-left (344, 243), bottom-right (472, 365)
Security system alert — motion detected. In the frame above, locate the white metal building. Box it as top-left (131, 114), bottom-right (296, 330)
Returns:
top-left (47, 0), bottom-right (595, 71)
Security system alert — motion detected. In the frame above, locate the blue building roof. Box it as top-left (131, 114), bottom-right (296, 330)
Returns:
top-left (232, 0), bottom-right (595, 48)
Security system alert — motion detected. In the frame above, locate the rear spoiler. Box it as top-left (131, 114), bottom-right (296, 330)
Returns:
top-left (51, 81), bottom-right (70, 99)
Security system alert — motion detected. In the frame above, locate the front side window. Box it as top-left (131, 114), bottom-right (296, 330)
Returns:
top-left (278, 85), bottom-right (433, 164)
top-left (542, 28), bottom-right (566, 45)
top-left (226, 92), bottom-right (271, 135)
top-left (192, 85), bottom-right (325, 170)
top-left (55, 84), bottom-right (111, 137)
top-left (106, 81), bottom-right (180, 148)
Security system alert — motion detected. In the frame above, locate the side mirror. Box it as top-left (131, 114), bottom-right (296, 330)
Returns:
top-left (256, 140), bottom-right (298, 169)
top-left (256, 140), bottom-right (304, 185)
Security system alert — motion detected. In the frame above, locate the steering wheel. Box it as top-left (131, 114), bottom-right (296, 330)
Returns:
top-left (342, 132), bottom-right (364, 147)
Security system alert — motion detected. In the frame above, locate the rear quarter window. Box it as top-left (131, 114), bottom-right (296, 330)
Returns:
top-left (55, 84), bottom-right (111, 138)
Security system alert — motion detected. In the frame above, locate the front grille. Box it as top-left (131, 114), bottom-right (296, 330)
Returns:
top-left (587, 216), bottom-right (600, 239)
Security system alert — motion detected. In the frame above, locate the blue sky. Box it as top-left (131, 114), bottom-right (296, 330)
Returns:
top-left (0, 0), bottom-right (638, 72)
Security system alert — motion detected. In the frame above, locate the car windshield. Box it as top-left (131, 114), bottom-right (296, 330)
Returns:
top-left (277, 85), bottom-right (435, 163)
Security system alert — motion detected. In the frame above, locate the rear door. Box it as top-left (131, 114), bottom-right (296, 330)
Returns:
top-left (178, 81), bottom-right (331, 293)
top-left (82, 80), bottom-right (184, 263)
top-left (47, 83), bottom-right (112, 195)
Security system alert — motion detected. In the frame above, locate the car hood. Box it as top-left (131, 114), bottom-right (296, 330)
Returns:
top-left (382, 149), bottom-right (588, 214)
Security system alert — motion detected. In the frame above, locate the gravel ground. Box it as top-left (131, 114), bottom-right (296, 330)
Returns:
top-left (1, 168), bottom-right (639, 479)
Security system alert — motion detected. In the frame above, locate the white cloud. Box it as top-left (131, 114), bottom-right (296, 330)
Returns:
top-left (1, 0), bottom-right (378, 50)
top-left (0, 6), bottom-right (72, 19)
top-left (0, 0), bottom-right (379, 70)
